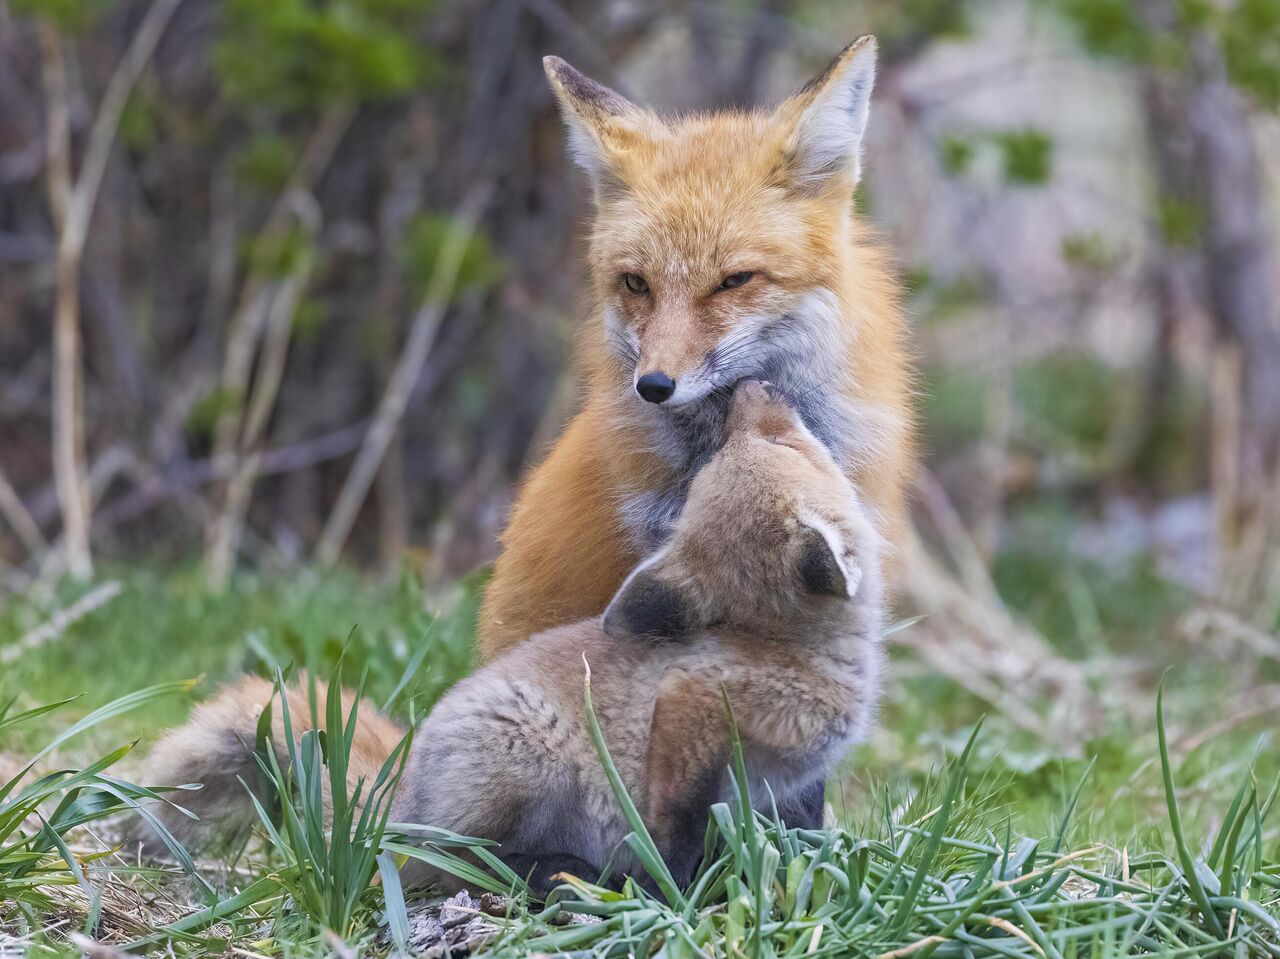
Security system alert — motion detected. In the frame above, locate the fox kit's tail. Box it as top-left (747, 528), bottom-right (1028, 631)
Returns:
top-left (132, 675), bottom-right (404, 856)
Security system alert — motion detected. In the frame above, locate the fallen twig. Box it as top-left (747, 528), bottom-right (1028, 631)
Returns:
top-left (1, 579), bottom-right (122, 665)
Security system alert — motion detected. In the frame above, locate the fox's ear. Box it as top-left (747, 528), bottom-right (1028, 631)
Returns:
top-left (543, 56), bottom-right (649, 186)
top-left (780, 36), bottom-right (877, 191)
top-left (603, 562), bottom-right (704, 641)
top-left (796, 518), bottom-right (859, 599)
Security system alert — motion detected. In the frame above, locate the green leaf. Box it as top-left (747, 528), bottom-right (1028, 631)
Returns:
top-left (1156, 683), bottom-right (1226, 939)
top-left (402, 213), bottom-right (503, 301)
top-left (939, 134), bottom-right (974, 175)
top-left (994, 128), bottom-right (1053, 186)
top-left (583, 657), bottom-right (684, 907)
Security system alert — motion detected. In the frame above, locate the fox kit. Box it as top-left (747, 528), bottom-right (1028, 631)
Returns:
top-left (478, 36), bottom-right (914, 658)
top-left (139, 383), bottom-right (885, 891)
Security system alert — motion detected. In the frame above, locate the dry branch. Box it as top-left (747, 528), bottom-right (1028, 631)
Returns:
top-left (316, 186), bottom-right (492, 566)
top-left (206, 198), bottom-right (319, 588)
top-left (0, 464), bottom-right (47, 557)
top-left (36, 0), bottom-right (185, 580)
top-left (207, 105), bottom-right (354, 467)
top-left (897, 530), bottom-right (1097, 747)
top-left (39, 21), bottom-right (91, 581)
top-left (1, 579), bottom-right (122, 665)
top-left (202, 107), bottom-right (354, 581)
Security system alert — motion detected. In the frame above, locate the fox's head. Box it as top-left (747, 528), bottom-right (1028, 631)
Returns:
top-left (545, 38), bottom-right (878, 411)
top-left (602, 381), bottom-right (883, 639)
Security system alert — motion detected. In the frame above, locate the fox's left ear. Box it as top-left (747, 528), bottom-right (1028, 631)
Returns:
top-left (544, 56), bottom-right (651, 190)
top-left (779, 36), bottom-right (878, 191)
top-left (796, 518), bottom-right (860, 599)
top-left (603, 557), bottom-right (707, 641)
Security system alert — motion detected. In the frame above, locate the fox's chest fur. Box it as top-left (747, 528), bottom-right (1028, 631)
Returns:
top-left (616, 315), bottom-right (889, 551)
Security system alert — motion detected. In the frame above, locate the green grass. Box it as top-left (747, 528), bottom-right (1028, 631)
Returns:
top-left (1, 565), bottom-right (1277, 956)
top-left (0, 565), bottom-right (478, 749)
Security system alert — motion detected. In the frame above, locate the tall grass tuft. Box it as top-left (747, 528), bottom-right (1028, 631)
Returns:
top-left (240, 665), bottom-right (414, 939)
top-left (130, 663), bottom-right (523, 953)
top-left (506, 681), bottom-right (1280, 958)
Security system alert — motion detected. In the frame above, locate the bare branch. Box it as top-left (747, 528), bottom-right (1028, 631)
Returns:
top-left (37, 0), bottom-right (185, 580)
top-left (206, 198), bottom-right (318, 589)
top-left (317, 186), bottom-right (492, 566)
top-left (39, 20), bottom-right (91, 580)
top-left (62, 0), bottom-right (185, 254)
top-left (0, 464), bottom-right (47, 557)
top-left (208, 104), bottom-right (355, 466)
top-left (1, 580), bottom-right (122, 666)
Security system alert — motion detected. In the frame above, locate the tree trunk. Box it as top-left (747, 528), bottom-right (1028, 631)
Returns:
top-left (39, 23), bottom-right (92, 580)
top-left (1185, 38), bottom-right (1280, 607)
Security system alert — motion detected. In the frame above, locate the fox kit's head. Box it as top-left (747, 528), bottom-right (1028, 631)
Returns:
top-left (603, 381), bottom-right (883, 640)
top-left (544, 39), bottom-right (878, 412)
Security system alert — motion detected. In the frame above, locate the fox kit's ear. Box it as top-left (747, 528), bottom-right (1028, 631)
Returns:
top-left (796, 517), bottom-right (860, 599)
top-left (780, 36), bottom-right (877, 191)
top-left (543, 56), bottom-right (649, 188)
top-left (603, 560), bottom-right (703, 641)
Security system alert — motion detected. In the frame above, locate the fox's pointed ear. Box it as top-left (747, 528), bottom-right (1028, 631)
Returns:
top-left (603, 560), bottom-right (704, 641)
top-left (543, 56), bottom-right (649, 186)
top-left (779, 36), bottom-right (877, 191)
top-left (796, 518), bottom-right (860, 599)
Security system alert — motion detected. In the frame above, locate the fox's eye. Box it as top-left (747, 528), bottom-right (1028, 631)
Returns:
top-left (623, 273), bottom-right (649, 294)
top-left (718, 271), bottom-right (755, 291)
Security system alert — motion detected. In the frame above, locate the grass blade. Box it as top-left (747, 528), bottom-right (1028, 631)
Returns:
top-left (582, 655), bottom-right (683, 907)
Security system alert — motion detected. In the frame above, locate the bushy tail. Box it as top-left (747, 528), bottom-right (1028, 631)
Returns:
top-left (131, 675), bottom-right (405, 857)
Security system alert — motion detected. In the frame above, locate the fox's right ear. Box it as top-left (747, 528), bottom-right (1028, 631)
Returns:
top-left (543, 56), bottom-right (650, 187)
top-left (603, 561), bottom-right (704, 641)
top-left (778, 36), bottom-right (878, 191)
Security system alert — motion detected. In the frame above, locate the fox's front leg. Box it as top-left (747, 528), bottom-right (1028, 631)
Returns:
top-left (645, 672), bottom-right (726, 888)
top-left (478, 406), bottom-right (648, 659)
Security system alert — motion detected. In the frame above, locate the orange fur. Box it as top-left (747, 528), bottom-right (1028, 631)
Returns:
top-left (479, 38), bottom-right (915, 659)
top-left (134, 676), bottom-right (403, 854)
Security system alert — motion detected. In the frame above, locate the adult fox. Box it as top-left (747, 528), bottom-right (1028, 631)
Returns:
top-left (480, 37), bottom-right (913, 658)
top-left (139, 383), bottom-right (885, 892)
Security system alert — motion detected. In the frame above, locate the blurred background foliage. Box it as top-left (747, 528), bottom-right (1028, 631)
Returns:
top-left (1, 0), bottom-right (1279, 768)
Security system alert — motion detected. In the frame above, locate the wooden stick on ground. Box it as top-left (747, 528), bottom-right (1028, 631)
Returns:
top-left (1, 580), bottom-right (122, 666)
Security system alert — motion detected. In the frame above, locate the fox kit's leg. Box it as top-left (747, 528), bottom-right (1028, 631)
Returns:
top-left (645, 674), bottom-right (835, 882)
top-left (478, 407), bottom-right (643, 659)
top-left (645, 672), bottom-right (729, 886)
top-left (646, 660), bottom-right (862, 870)
top-left (775, 778), bottom-right (826, 830)
top-left (393, 672), bottom-right (609, 892)
top-left (503, 853), bottom-right (601, 897)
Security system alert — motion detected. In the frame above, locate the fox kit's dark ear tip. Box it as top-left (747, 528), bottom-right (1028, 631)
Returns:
top-left (603, 572), bottom-right (694, 641)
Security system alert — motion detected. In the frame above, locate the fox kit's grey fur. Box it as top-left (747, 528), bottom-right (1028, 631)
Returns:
top-left (138, 382), bottom-right (886, 893)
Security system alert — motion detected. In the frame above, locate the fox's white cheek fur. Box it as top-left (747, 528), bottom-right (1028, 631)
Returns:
top-left (662, 301), bottom-right (809, 408)
top-left (602, 305), bottom-right (636, 344)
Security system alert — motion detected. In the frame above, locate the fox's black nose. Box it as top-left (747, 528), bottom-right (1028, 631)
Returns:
top-left (636, 372), bottom-right (676, 404)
